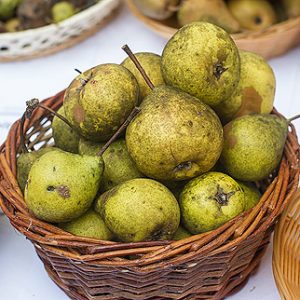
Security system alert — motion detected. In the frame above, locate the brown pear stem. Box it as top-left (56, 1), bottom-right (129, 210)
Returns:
top-left (122, 44), bottom-right (155, 90)
top-left (288, 114), bottom-right (300, 123)
top-left (20, 112), bottom-right (28, 153)
top-left (98, 107), bottom-right (141, 156)
top-left (74, 68), bottom-right (82, 74)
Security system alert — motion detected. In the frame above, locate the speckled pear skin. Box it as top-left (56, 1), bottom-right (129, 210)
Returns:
top-left (96, 178), bottom-right (180, 242)
top-left (126, 86), bottom-right (224, 181)
top-left (237, 181), bottom-right (261, 210)
top-left (179, 172), bottom-right (245, 234)
top-left (52, 106), bottom-right (80, 153)
top-left (121, 52), bottom-right (165, 101)
top-left (63, 63), bottom-right (139, 142)
top-left (79, 139), bottom-right (143, 191)
top-left (161, 22), bottom-right (240, 107)
top-left (214, 51), bottom-right (276, 123)
top-left (177, 0), bottom-right (241, 33)
top-left (17, 147), bottom-right (56, 192)
top-left (25, 150), bottom-right (104, 223)
top-left (220, 114), bottom-right (288, 181)
top-left (173, 225), bottom-right (192, 240)
top-left (59, 209), bottom-right (113, 240)
top-left (132, 0), bottom-right (179, 20)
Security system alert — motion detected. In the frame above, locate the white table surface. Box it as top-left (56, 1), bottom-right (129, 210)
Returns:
top-left (1, 4), bottom-right (300, 300)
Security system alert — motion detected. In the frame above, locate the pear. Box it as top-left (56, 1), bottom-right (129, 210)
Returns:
top-left (59, 209), bottom-right (113, 240)
top-left (79, 139), bottom-right (143, 191)
top-left (121, 52), bottom-right (165, 101)
top-left (179, 172), bottom-right (245, 234)
top-left (177, 0), bottom-right (241, 33)
top-left (161, 22), bottom-right (240, 107)
top-left (227, 0), bottom-right (277, 31)
top-left (25, 150), bottom-right (104, 223)
top-left (173, 225), bottom-right (192, 240)
top-left (220, 114), bottom-right (288, 181)
top-left (126, 86), bottom-right (223, 181)
top-left (238, 181), bottom-right (261, 210)
top-left (51, 1), bottom-right (75, 23)
top-left (0, 0), bottom-right (20, 21)
top-left (52, 106), bottom-right (80, 153)
top-left (132, 0), bottom-right (179, 20)
top-left (96, 178), bottom-right (180, 242)
top-left (281, 0), bottom-right (300, 18)
top-left (63, 63), bottom-right (139, 142)
top-left (5, 17), bottom-right (20, 32)
top-left (17, 147), bottom-right (56, 192)
top-left (214, 51), bottom-right (276, 123)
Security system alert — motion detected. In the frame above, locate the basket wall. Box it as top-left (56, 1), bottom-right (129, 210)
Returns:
top-left (0, 91), bottom-right (299, 300)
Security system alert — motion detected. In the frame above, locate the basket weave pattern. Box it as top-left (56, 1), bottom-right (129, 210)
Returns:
top-left (0, 92), bottom-right (299, 299)
top-left (0, 0), bottom-right (121, 62)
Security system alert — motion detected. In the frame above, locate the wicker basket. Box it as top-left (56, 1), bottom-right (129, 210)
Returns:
top-left (0, 0), bottom-right (122, 62)
top-left (0, 91), bottom-right (299, 300)
top-left (127, 0), bottom-right (300, 59)
top-left (273, 188), bottom-right (300, 299)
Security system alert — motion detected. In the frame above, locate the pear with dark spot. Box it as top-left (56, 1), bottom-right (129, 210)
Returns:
top-left (161, 22), bottom-right (240, 107)
top-left (25, 150), bottom-right (104, 223)
top-left (63, 63), bottom-right (139, 142)
top-left (220, 114), bottom-right (288, 181)
top-left (238, 181), bottom-right (261, 210)
top-left (179, 172), bottom-right (245, 234)
top-left (215, 51), bottom-right (276, 123)
top-left (96, 178), bottom-right (180, 242)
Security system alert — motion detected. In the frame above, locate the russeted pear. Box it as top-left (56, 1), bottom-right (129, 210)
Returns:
top-left (51, 1), bottom-right (75, 23)
top-left (52, 106), bottom-right (80, 153)
top-left (220, 114), bottom-right (288, 181)
top-left (132, 0), bottom-right (179, 20)
top-left (227, 0), bottom-right (277, 30)
top-left (0, 0), bottom-right (20, 21)
top-left (238, 181), bottom-right (261, 210)
top-left (59, 209), bottom-right (113, 240)
top-left (64, 63), bottom-right (139, 142)
top-left (214, 51), bottom-right (276, 123)
top-left (126, 86), bottom-right (223, 181)
top-left (161, 22), bottom-right (240, 107)
top-left (282, 0), bottom-right (300, 18)
top-left (79, 139), bottom-right (143, 191)
top-left (17, 147), bottom-right (56, 192)
top-left (179, 172), bottom-right (245, 234)
top-left (177, 0), bottom-right (241, 33)
top-left (121, 52), bottom-right (165, 100)
top-left (25, 150), bottom-right (104, 223)
top-left (96, 178), bottom-right (180, 242)
top-left (173, 225), bottom-right (192, 240)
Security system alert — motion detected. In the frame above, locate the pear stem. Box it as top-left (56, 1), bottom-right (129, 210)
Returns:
top-left (122, 44), bottom-right (155, 90)
top-left (74, 68), bottom-right (82, 74)
top-left (98, 106), bottom-right (141, 156)
top-left (288, 114), bottom-right (300, 123)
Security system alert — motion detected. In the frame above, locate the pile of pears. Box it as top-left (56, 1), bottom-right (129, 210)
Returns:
top-left (0, 0), bottom-right (98, 33)
top-left (18, 22), bottom-right (291, 243)
top-left (133, 0), bottom-right (300, 33)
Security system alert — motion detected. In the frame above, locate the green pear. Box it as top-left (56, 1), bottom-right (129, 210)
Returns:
top-left (25, 150), bottom-right (104, 223)
top-left (59, 209), bottom-right (113, 240)
top-left (281, 0), bottom-right (300, 18)
top-left (121, 52), bottom-right (165, 101)
top-left (132, 0), bottom-right (179, 20)
top-left (126, 86), bottom-right (223, 181)
top-left (161, 22), bottom-right (240, 107)
top-left (214, 51), bottom-right (276, 123)
top-left (238, 181), bottom-right (261, 210)
top-left (177, 0), bottom-right (241, 33)
top-left (52, 106), bottom-right (80, 153)
top-left (5, 17), bottom-right (20, 31)
top-left (63, 63), bottom-right (139, 142)
top-left (96, 178), bottom-right (180, 242)
top-left (51, 1), bottom-right (75, 23)
top-left (0, 0), bottom-right (21, 21)
top-left (173, 225), bottom-right (192, 240)
top-left (227, 0), bottom-right (277, 31)
top-left (220, 114), bottom-right (288, 181)
top-left (79, 139), bottom-right (143, 191)
top-left (179, 172), bottom-right (245, 234)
